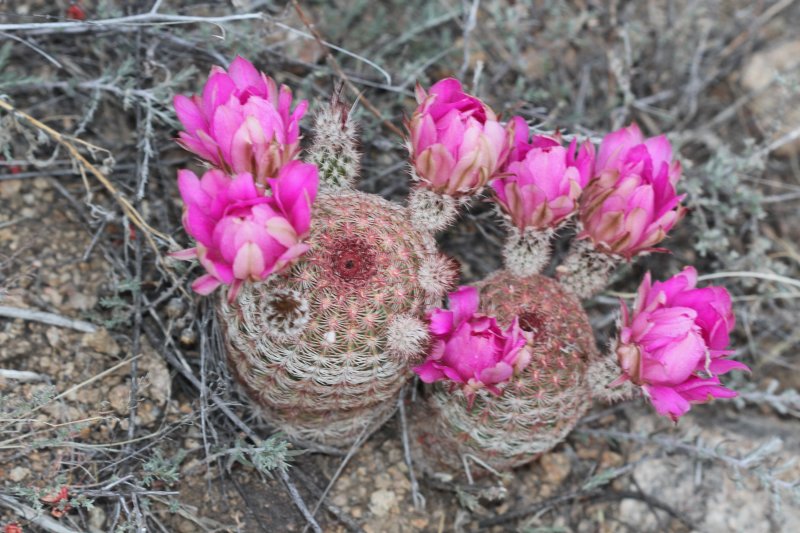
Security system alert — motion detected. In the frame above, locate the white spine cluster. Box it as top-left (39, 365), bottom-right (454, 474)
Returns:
top-left (418, 253), bottom-right (458, 306)
top-left (556, 238), bottom-right (620, 299)
top-left (503, 226), bottom-right (555, 278)
top-left (586, 348), bottom-right (637, 404)
top-left (408, 187), bottom-right (459, 233)
top-left (386, 314), bottom-right (429, 361)
top-left (308, 92), bottom-right (360, 190)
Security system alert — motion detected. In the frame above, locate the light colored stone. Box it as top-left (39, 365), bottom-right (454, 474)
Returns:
top-left (88, 505), bottom-right (107, 533)
top-left (108, 383), bottom-right (131, 414)
top-left (81, 329), bottom-right (120, 355)
top-left (540, 451), bottom-right (571, 486)
top-left (140, 341), bottom-right (171, 402)
top-left (369, 489), bottom-right (397, 517)
top-left (9, 466), bottom-right (30, 482)
top-left (741, 40), bottom-right (800, 156)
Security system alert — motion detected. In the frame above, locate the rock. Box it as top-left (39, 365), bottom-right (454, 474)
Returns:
top-left (81, 329), bottom-right (120, 356)
top-left (410, 517), bottom-right (429, 530)
top-left (374, 472), bottom-right (392, 490)
top-left (9, 466), bottom-right (30, 482)
top-left (66, 290), bottom-right (97, 311)
top-left (369, 489), bottom-right (397, 517)
top-left (88, 505), bottom-right (107, 533)
top-left (108, 383), bottom-right (131, 414)
top-left (139, 341), bottom-right (171, 401)
top-left (540, 451), bottom-right (571, 486)
top-left (45, 327), bottom-right (61, 348)
top-left (0, 179), bottom-right (22, 198)
top-left (741, 40), bottom-right (800, 156)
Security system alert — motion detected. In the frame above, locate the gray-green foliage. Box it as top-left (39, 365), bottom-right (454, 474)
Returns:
top-left (221, 434), bottom-right (303, 477)
top-left (684, 141), bottom-right (766, 264)
top-left (142, 449), bottom-right (187, 487)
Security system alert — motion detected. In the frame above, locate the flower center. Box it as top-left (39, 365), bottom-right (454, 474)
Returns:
top-left (518, 310), bottom-right (545, 334)
top-left (330, 238), bottom-right (376, 282)
top-left (269, 291), bottom-right (302, 317)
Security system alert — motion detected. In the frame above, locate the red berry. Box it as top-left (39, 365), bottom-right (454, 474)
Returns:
top-left (66, 3), bottom-right (87, 21)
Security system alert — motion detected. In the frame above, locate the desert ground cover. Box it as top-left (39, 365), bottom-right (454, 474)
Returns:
top-left (1, 1), bottom-right (799, 531)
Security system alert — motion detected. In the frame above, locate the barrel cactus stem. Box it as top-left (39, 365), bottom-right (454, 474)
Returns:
top-left (586, 347), bottom-right (637, 404)
top-left (407, 187), bottom-right (461, 233)
top-left (220, 190), bottom-right (452, 446)
top-left (409, 272), bottom-right (597, 478)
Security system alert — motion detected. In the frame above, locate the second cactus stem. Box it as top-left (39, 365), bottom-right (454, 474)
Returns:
top-left (409, 272), bottom-right (598, 479)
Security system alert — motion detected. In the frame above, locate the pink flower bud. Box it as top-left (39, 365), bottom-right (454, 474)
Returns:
top-left (174, 56), bottom-right (308, 184)
top-left (413, 286), bottom-right (532, 406)
top-left (579, 123), bottom-right (685, 259)
top-left (407, 79), bottom-right (512, 197)
top-left (174, 161), bottom-right (318, 301)
top-left (492, 119), bottom-right (595, 231)
top-left (613, 267), bottom-right (749, 421)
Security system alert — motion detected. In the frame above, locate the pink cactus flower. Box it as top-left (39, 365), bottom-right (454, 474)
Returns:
top-left (407, 78), bottom-right (512, 197)
top-left (492, 118), bottom-right (595, 230)
top-left (173, 56), bottom-right (308, 184)
top-left (578, 123), bottom-right (685, 259)
top-left (505, 116), bottom-right (563, 165)
top-left (414, 286), bottom-right (532, 406)
top-left (613, 267), bottom-right (749, 421)
top-left (173, 161), bottom-right (318, 301)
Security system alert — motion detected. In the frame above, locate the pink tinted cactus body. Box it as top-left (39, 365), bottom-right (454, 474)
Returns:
top-left (219, 190), bottom-right (454, 446)
top-left (410, 272), bottom-right (597, 477)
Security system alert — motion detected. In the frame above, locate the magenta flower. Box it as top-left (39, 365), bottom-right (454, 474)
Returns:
top-left (173, 161), bottom-right (319, 301)
top-left (407, 78), bottom-right (512, 196)
top-left (173, 56), bottom-right (308, 184)
top-left (613, 267), bottom-right (749, 421)
top-left (492, 118), bottom-right (595, 230)
top-left (505, 116), bottom-right (563, 164)
top-left (578, 123), bottom-right (685, 259)
top-left (414, 286), bottom-right (532, 406)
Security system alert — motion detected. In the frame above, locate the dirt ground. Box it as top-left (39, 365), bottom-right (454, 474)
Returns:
top-left (2, 1), bottom-right (800, 532)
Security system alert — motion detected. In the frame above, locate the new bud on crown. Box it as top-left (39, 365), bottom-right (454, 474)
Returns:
top-left (578, 123), bottom-right (685, 259)
top-left (613, 266), bottom-right (749, 421)
top-left (174, 56), bottom-right (308, 185)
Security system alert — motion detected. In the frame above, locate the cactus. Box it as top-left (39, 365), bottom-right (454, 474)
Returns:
top-left (308, 87), bottom-right (360, 191)
top-left (409, 272), bottom-right (597, 477)
top-left (172, 59), bottom-right (746, 470)
top-left (219, 188), bottom-right (455, 447)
